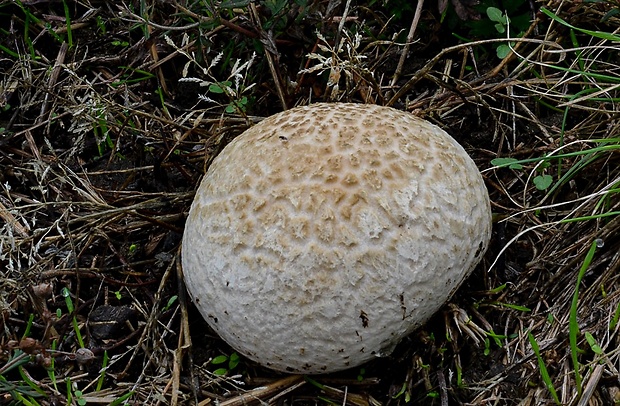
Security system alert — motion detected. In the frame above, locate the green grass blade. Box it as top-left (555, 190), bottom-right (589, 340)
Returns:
top-left (560, 211), bottom-right (620, 224)
top-left (610, 303), bottom-right (620, 331)
top-left (109, 391), bottom-right (135, 406)
top-left (0, 44), bottom-right (20, 58)
top-left (528, 331), bottom-right (561, 404)
top-left (62, 0), bottom-right (73, 48)
top-left (490, 142), bottom-right (620, 169)
top-left (540, 7), bottom-right (620, 42)
top-left (22, 314), bottom-right (34, 338)
top-left (569, 239), bottom-right (599, 398)
top-left (18, 365), bottom-right (46, 398)
top-left (96, 350), bottom-right (109, 391)
top-left (61, 288), bottom-right (85, 348)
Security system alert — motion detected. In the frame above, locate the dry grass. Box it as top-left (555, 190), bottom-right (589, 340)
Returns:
top-left (1, 0), bottom-right (619, 404)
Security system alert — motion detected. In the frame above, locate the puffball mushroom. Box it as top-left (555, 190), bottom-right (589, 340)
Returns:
top-left (182, 103), bottom-right (492, 374)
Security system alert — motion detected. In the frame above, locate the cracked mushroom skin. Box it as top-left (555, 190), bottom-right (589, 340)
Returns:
top-left (182, 103), bottom-right (492, 374)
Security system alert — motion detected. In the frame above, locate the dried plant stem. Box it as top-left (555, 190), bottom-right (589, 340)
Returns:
top-left (390, 0), bottom-right (424, 88)
top-left (38, 41), bottom-right (67, 124)
top-left (249, 2), bottom-right (288, 110)
top-left (200, 375), bottom-right (305, 406)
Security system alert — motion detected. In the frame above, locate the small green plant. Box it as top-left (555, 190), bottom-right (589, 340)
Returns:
top-left (92, 108), bottom-right (113, 156)
top-left (111, 40), bottom-right (129, 47)
top-left (427, 390), bottom-right (439, 399)
top-left (584, 332), bottom-right (603, 355)
top-left (391, 381), bottom-right (411, 402)
top-left (533, 159), bottom-right (553, 191)
top-left (0, 43), bottom-right (20, 58)
top-left (61, 287), bottom-right (85, 348)
top-left (532, 174), bottom-right (553, 191)
top-left (356, 367), bottom-right (365, 382)
top-left (483, 337), bottom-right (491, 355)
top-left (452, 0), bottom-right (530, 59)
top-left (211, 352), bottom-right (240, 375)
top-left (486, 7), bottom-right (509, 34)
top-left (67, 379), bottom-right (87, 406)
top-left (454, 356), bottom-right (463, 387)
top-left (164, 295), bottom-right (178, 311)
top-left (208, 81), bottom-right (250, 113)
top-left (486, 7), bottom-right (514, 58)
top-left (486, 330), bottom-right (506, 348)
top-left (95, 15), bottom-right (106, 34)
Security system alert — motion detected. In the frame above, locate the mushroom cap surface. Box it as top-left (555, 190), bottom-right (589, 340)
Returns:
top-left (182, 103), bottom-right (492, 374)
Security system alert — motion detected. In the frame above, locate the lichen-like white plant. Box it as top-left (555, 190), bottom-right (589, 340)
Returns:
top-left (167, 33), bottom-right (256, 114)
top-left (300, 31), bottom-right (371, 100)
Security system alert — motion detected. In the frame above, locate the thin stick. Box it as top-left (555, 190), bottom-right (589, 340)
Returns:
top-left (0, 199), bottom-right (29, 238)
top-left (176, 248), bottom-right (198, 404)
top-left (334, 0), bottom-right (353, 53)
top-left (390, 0), bottom-right (424, 88)
top-left (249, 3), bottom-right (288, 110)
top-left (199, 375), bottom-right (304, 406)
top-left (576, 364), bottom-right (605, 406)
top-left (38, 41), bottom-right (68, 124)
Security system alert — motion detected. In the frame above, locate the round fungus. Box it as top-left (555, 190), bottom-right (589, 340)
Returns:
top-left (182, 103), bottom-right (492, 374)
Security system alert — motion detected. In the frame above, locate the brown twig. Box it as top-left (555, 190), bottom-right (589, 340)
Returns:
top-left (390, 0), bottom-right (424, 88)
top-left (38, 41), bottom-right (67, 124)
top-left (249, 3), bottom-right (288, 110)
top-left (200, 375), bottom-right (305, 406)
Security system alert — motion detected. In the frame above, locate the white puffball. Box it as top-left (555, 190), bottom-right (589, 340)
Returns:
top-left (182, 103), bottom-right (491, 374)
